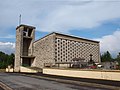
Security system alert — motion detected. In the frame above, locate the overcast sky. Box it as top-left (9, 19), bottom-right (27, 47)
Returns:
top-left (0, 0), bottom-right (120, 57)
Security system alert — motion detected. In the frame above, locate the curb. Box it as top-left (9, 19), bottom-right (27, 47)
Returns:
top-left (0, 82), bottom-right (13, 90)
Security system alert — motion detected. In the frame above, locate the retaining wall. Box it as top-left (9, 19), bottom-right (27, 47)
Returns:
top-left (43, 68), bottom-right (120, 81)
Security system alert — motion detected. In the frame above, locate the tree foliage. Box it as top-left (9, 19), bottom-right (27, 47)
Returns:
top-left (101, 51), bottom-right (112, 62)
top-left (0, 51), bottom-right (14, 69)
top-left (115, 52), bottom-right (120, 66)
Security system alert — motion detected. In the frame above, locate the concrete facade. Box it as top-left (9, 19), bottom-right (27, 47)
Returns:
top-left (14, 25), bottom-right (35, 72)
top-left (14, 24), bottom-right (100, 72)
top-left (54, 33), bottom-right (100, 63)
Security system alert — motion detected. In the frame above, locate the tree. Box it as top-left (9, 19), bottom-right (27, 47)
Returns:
top-left (0, 51), bottom-right (14, 69)
top-left (101, 51), bottom-right (112, 62)
top-left (9, 53), bottom-right (15, 67)
top-left (115, 52), bottom-right (120, 66)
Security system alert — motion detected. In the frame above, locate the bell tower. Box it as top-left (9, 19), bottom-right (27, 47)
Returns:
top-left (14, 24), bottom-right (35, 72)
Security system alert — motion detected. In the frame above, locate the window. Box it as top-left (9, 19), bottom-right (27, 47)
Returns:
top-left (58, 39), bottom-right (60, 42)
top-left (55, 39), bottom-right (57, 43)
top-left (55, 45), bottom-right (57, 47)
top-left (55, 59), bottom-right (57, 62)
top-left (23, 30), bottom-right (28, 36)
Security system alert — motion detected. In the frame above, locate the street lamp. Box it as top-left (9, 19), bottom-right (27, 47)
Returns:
top-left (90, 54), bottom-right (93, 61)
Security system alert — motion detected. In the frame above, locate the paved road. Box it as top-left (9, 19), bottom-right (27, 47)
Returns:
top-left (0, 73), bottom-right (110, 90)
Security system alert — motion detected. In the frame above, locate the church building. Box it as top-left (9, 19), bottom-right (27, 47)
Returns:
top-left (14, 24), bottom-right (100, 72)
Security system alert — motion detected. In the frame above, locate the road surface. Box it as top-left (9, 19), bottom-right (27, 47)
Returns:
top-left (0, 73), bottom-right (111, 90)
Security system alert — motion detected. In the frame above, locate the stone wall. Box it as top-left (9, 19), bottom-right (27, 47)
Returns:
top-left (33, 33), bottom-right (55, 68)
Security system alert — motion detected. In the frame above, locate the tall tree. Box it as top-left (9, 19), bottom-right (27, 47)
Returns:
top-left (116, 52), bottom-right (120, 66)
top-left (0, 51), bottom-right (14, 69)
top-left (101, 51), bottom-right (112, 62)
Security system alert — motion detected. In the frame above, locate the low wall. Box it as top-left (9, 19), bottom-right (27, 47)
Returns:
top-left (6, 68), bottom-right (14, 72)
top-left (6, 66), bottom-right (40, 73)
top-left (43, 68), bottom-right (120, 81)
top-left (20, 66), bottom-right (38, 73)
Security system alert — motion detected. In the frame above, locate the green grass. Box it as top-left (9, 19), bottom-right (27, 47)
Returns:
top-left (0, 69), bottom-right (6, 72)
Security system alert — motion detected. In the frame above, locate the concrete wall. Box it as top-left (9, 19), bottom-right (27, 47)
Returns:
top-left (43, 68), bottom-right (120, 81)
top-left (14, 26), bottom-right (23, 72)
top-left (14, 25), bottom-right (35, 72)
top-left (33, 34), bottom-right (55, 68)
top-left (29, 29), bottom-right (35, 56)
top-left (55, 34), bottom-right (100, 63)
top-left (20, 66), bottom-right (38, 73)
top-left (6, 68), bottom-right (14, 72)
